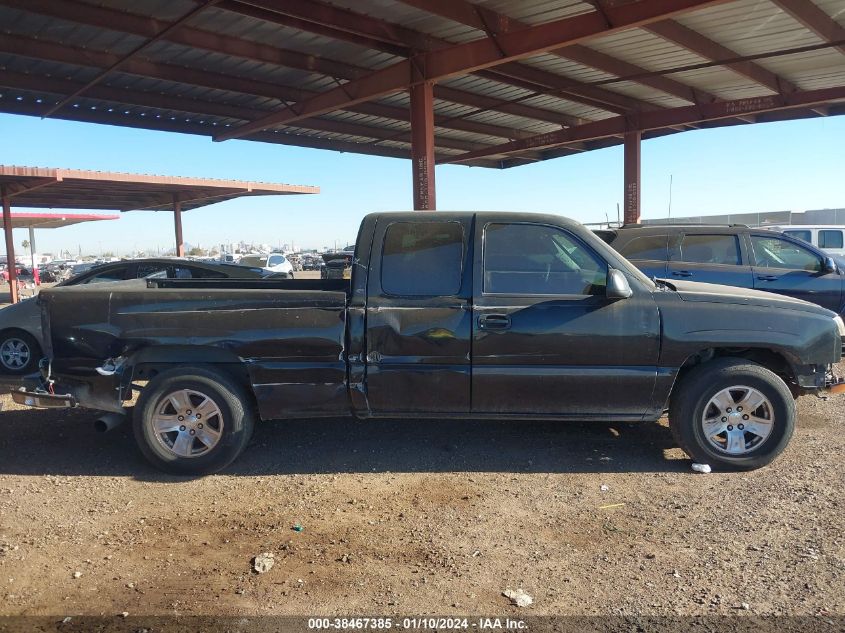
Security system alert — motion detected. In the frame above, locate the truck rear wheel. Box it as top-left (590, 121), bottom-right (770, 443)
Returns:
top-left (133, 366), bottom-right (255, 475)
top-left (669, 358), bottom-right (795, 471)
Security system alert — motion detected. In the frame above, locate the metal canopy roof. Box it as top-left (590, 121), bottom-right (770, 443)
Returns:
top-left (0, 0), bottom-right (843, 168)
top-left (0, 165), bottom-right (319, 212)
top-left (0, 211), bottom-right (119, 229)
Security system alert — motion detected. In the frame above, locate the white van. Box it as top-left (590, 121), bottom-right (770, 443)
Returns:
top-left (238, 253), bottom-right (294, 277)
top-left (768, 225), bottom-right (845, 257)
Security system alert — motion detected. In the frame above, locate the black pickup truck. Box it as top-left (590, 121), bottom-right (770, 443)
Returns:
top-left (13, 212), bottom-right (845, 474)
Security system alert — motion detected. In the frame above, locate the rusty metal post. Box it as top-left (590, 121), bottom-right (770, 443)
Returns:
top-left (1, 186), bottom-right (18, 304)
top-left (410, 80), bottom-right (436, 210)
top-left (173, 194), bottom-right (185, 257)
top-left (623, 130), bottom-right (641, 225)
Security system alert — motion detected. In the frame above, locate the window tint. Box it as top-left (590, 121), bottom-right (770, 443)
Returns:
top-left (619, 234), bottom-right (669, 261)
top-left (171, 266), bottom-right (193, 279)
top-left (135, 263), bottom-right (169, 278)
top-left (819, 230), bottom-right (843, 249)
top-left (188, 267), bottom-right (227, 279)
top-left (483, 223), bottom-right (607, 295)
top-left (381, 222), bottom-right (464, 296)
top-left (79, 267), bottom-right (128, 284)
top-left (784, 230), bottom-right (812, 244)
top-left (268, 255), bottom-right (285, 266)
top-left (751, 235), bottom-right (822, 272)
top-left (678, 234), bottom-right (740, 265)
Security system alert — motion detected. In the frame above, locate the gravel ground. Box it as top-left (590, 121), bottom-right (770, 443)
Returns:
top-left (0, 372), bottom-right (843, 623)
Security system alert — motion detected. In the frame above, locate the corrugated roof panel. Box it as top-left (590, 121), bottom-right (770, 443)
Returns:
top-left (589, 28), bottom-right (706, 72)
top-left (670, 66), bottom-right (771, 98)
top-left (480, 0), bottom-right (592, 25)
top-left (674, 0), bottom-right (822, 55)
top-left (762, 49), bottom-right (845, 89)
top-left (325, 0), bottom-right (480, 43)
top-left (520, 52), bottom-right (618, 83)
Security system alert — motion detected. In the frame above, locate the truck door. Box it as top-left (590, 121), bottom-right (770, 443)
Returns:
top-left (472, 219), bottom-right (661, 418)
top-left (363, 215), bottom-right (473, 413)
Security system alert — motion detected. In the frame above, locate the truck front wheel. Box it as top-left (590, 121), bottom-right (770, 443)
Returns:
top-left (669, 358), bottom-right (795, 471)
top-left (133, 367), bottom-right (255, 475)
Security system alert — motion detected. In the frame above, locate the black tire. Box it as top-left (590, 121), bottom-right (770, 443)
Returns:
top-left (669, 358), bottom-right (795, 471)
top-left (0, 329), bottom-right (41, 375)
top-left (133, 366), bottom-right (255, 475)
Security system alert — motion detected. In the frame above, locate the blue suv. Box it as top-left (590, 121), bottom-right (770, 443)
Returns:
top-left (598, 224), bottom-right (844, 316)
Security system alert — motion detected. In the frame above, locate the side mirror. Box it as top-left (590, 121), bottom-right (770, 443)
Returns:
top-left (607, 268), bottom-right (633, 299)
top-left (823, 257), bottom-right (837, 274)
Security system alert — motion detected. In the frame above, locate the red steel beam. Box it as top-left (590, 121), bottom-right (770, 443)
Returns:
top-left (215, 0), bottom-right (727, 141)
top-left (623, 131), bottom-right (642, 225)
top-left (229, 0), bottom-right (653, 115)
top-left (645, 20), bottom-right (797, 94)
top-left (0, 100), bottom-right (513, 169)
top-left (0, 186), bottom-right (19, 304)
top-left (399, 0), bottom-right (716, 104)
top-left (0, 35), bottom-right (529, 141)
top-left (770, 0), bottom-right (845, 57)
top-left (173, 196), bottom-right (185, 258)
top-left (410, 81), bottom-right (436, 210)
top-left (41, 0), bottom-right (219, 119)
top-left (1, 1), bottom-right (577, 129)
top-left (0, 69), bottom-right (492, 153)
top-left (440, 85), bottom-right (845, 163)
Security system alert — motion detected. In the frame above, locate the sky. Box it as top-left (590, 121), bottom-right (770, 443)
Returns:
top-left (1, 112), bottom-right (844, 256)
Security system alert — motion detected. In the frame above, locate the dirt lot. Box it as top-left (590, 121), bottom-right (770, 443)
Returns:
top-left (0, 373), bottom-right (844, 623)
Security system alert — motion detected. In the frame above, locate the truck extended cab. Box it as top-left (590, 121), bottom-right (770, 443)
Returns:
top-left (14, 212), bottom-right (845, 474)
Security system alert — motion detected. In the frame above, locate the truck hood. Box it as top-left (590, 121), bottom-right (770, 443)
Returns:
top-left (661, 278), bottom-right (836, 318)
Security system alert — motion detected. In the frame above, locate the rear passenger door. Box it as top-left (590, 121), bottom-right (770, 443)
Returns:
top-left (749, 233), bottom-right (842, 313)
top-left (364, 217), bottom-right (472, 414)
top-left (614, 232), bottom-right (669, 279)
top-left (668, 232), bottom-right (753, 288)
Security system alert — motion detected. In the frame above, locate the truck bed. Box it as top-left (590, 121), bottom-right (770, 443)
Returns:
top-left (40, 278), bottom-right (350, 419)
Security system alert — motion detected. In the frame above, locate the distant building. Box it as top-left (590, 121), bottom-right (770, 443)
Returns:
top-left (642, 208), bottom-right (845, 227)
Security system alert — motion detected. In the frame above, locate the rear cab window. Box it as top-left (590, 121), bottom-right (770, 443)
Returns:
top-left (381, 221), bottom-right (464, 296)
top-left (676, 234), bottom-right (741, 265)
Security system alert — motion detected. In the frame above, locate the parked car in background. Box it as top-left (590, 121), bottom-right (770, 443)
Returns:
top-left (0, 258), bottom-right (272, 375)
top-left (238, 253), bottom-right (294, 277)
top-left (320, 246), bottom-right (355, 280)
top-left (764, 225), bottom-right (845, 257)
top-left (597, 224), bottom-right (845, 316)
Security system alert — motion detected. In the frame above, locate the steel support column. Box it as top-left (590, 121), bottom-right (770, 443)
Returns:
top-left (410, 80), bottom-right (436, 210)
top-left (623, 131), bottom-right (641, 225)
top-left (1, 186), bottom-right (18, 303)
top-left (28, 226), bottom-right (36, 275)
top-left (173, 195), bottom-right (185, 256)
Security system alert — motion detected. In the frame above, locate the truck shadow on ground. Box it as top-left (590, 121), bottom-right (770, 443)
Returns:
top-left (0, 405), bottom-right (687, 479)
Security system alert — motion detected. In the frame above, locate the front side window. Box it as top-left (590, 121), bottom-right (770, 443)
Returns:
top-left (483, 223), bottom-right (607, 295)
top-left (677, 234), bottom-right (741, 265)
top-left (751, 235), bottom-right (822, 271)
top-left (268, 255), bottom-right (285, 266)
top-left (819, 230), bottom-right (843, 249)
top-left (619, 234), bottom-right (669, 261)
top-left (381, 222), bottom-right (464, 296)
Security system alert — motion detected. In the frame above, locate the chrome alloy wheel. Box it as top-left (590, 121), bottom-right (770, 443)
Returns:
top-left (150, 389), bottom-right (224, 458)
top-left (701, 385), bottom-right (774, 455)
top-left (0, 337), bottom-right (30, 370)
